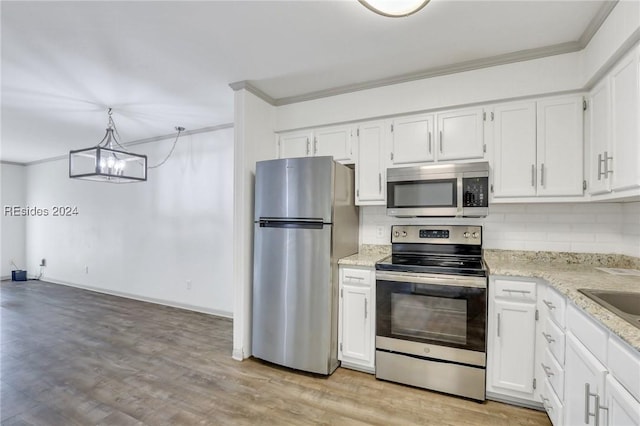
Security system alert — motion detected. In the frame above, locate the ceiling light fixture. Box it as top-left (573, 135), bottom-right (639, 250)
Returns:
top-left (358, 0), bottom-right (430, 17)
top-left (69, 108), bottom-right (184, 183)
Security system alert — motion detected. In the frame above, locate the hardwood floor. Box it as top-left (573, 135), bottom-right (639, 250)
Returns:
top-left (1, 280), bottom-right (551, 425)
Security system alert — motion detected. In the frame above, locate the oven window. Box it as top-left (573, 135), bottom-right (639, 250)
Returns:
top-left (376, 279), bottom-right (486, 352)
top-left (391, 180), bottom-right (456, 208)
top-left (391, 293), bottom-right (467, 345)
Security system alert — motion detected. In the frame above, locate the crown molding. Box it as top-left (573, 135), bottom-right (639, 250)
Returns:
top-left (243, 1), bottom-right (618, 107)
top-left (229, 81), bottom-right (276, 105)
top-left (578, 0), bottom-right (618, 48)
top-left (22, 123), bottom-right (234, 166)
top-left (0, 160), bottom-right (26, 166)
top-left (273, 41), bottom-right (582, 106)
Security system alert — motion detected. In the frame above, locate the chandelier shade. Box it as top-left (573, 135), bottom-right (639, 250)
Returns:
top-left (69, 109), bottom-right (148, 183)
top-left (69, 145), bottom-right (147, 183)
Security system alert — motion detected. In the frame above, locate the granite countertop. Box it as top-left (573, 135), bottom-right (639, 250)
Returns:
top-left (485, 249), bottom-right (640, 352)
top-left (339, 244), bottom-right (391, 267)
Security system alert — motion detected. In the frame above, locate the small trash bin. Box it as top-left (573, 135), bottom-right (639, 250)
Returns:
top-left (11, 270), bottom-right (27, 281)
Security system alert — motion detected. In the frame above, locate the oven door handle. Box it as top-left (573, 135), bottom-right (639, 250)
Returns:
top-left (376, 271), bottom-right (486, 289)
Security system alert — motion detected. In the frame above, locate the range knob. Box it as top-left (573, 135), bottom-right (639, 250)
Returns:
top-left (402, 231), bottom-right (407, 237)
top-left (463, 232), bottom-right (470, 238)
top-left (394, 231), bottom-right (400, 237)
top-left (472, 232), bottom-right (479, 239)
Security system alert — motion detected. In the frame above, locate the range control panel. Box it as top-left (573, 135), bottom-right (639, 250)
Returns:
top-left (391, 225), bottom-right (482, 245)
top-left (419, 229), bottom-right (450, 239)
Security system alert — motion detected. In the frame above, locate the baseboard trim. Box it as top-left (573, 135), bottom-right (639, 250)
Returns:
top-left (1, 275), bottom-right (10, 281)
top-left (44, 278), bottom-right (233, 319)
top-left (486, 391), bottom-right (545, 411)
top-left (232, 347), bottom-right (247, 361)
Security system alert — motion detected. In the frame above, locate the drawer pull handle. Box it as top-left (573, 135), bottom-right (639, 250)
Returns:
top-left (585, 383), bottom-right (598, 424)
top-left (541, 362), bottom-right (554, 377)
top-left (503, 289), bottom-right (531, 295)
top-left (542, 332), bottom-right (555, 344)
top-left (345, 275), bottom-right (365, 281)
top-left (543, 299), bottom-right (556, 310)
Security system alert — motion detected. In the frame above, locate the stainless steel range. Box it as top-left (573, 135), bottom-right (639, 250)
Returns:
top-left (375, 224), bottom-right (488, 401)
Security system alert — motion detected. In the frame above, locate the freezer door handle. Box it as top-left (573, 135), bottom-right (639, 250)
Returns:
top-left (258, 218), bottom-right (325, 229)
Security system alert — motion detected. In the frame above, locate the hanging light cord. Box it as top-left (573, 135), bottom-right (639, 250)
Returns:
top-left (148, 126), bottom-right (185, 169)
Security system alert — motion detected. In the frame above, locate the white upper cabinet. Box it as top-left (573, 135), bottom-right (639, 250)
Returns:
top-left (536, 96), bottom-right (584, 197)
top-left (587, 45), bottom-right (640, 199)
top-left (313, 124), bottom-right (354, 164)
top-left (610, 47), bottom-right (640, 193)
top-left (389, 114), bottom-right (435, 166)
top-left (277, 126), bottom-right (354, 164)
top-left (436, 107), bottom-right (485, 161)
top-left (492, 101), bottom-right (537, 198)
top-left (491, 95), bottom-right (584, 199)
top-left (356, 120), bottom-right (387, 205)
top-left (588, 79), bottom-right (612, 195)
top-left (278, 130), bottom-right (313, 159)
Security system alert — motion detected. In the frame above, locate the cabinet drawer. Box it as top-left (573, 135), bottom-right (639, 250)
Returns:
top-left (494, 279), bottom-right (537, 301)
top-left (542, 348), bottom-right (565, 400)
top-left (567, 303), bottom-right (608, 364)
top-left (543, 317), bottom-right (566, 365)
top-left (341, 268), bottom-right (372, 285)
top-left (608, 334), bottom-right (640, 401)
top-left (541, 286), bottom-right (566, 328)
top-left (541, 378), bottom-right (563, 426)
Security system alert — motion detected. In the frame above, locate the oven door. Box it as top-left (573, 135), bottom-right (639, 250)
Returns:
top-left (376, 271), bottom-right (486, 366)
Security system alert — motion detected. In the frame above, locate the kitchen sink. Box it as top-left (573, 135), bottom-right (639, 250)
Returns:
top-left (578, 289), bottom-right (640, 329)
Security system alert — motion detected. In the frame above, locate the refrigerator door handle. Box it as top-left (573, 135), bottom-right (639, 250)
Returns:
top-left (258, 218), bottom-right (325, 229)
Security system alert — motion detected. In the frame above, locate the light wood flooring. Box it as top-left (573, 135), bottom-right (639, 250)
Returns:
top-left (1, 280), bottom-right (551, 425)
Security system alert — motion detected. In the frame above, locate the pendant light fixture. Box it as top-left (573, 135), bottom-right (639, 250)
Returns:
top-left (358, 0), bottom-right (430, 17)
top-left (69, 108), bottom-right (184, 183)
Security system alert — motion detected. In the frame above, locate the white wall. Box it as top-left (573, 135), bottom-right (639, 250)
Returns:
top-left (276, 52), bottom-right (582, 132)
top-left (361, 203), bottom-right (637, 257)
top-left (1, 163), bottom-right (27, 278)
top-left (232, 89), bottom-right (276, 360)
top-left (24, 128), bottom-right (234, 316)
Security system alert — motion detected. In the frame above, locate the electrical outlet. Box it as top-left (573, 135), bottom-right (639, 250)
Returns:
top-left (376, 226), bottom-right (385, 239)
top-left (186, 280), bottom-right (192, 290)
top-left (85, 265), bottom-right (89, 274)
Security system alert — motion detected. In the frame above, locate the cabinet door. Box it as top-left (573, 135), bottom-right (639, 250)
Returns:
top-left (588, 79), bottom-right (612, 195)
top-left (492, 101), bottom-right (537, 198)
top-left (491, 299), bottom-right (537, 394)
top-left (390, 114), bottom-right (434, 165)
top-left (314, 125), bottom-right (354, 163)
top-left (356, 120), bottom-right (387, 205)
top-left (340, 284), bottom-right (372, 365)
top-left (536, 96), bottom-right (584, 196)
top-left (278, 131), bottom-right (312, 159)
top-left (610, 48), bottom-right (640, 192)
top-left (564, 333), bottom-right (608, 426)
top-left (606, 375), bottom-right (640, 426)
top-left (436, 108), bottom-right (485, 161)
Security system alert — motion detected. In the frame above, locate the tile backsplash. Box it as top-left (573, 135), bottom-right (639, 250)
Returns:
top-left (360, 202), bottom-right (640, 258)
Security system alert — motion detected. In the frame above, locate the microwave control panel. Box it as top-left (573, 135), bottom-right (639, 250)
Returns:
top-left (462, 177), bottom-right (488, 207)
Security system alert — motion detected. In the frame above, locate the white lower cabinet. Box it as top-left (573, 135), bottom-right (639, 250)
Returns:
top-left (564, 332), bottom-right (608, 426)
top-left (606, 375), bottom-right (640, 426)
top-left (487, 277), bottom-right (539, 404)
top-left (338, 266), bottom-right (375, 373)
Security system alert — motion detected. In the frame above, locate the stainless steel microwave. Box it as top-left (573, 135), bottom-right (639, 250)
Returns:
top-left (387, 162), bottom-right (490, 217)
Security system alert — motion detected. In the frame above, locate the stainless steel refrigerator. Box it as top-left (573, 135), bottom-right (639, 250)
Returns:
top-left (252, 156), bottom-right (359, 375)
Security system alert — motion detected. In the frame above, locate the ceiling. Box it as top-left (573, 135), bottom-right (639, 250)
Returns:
top-left (1, 0), bottom-right (610, 164)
